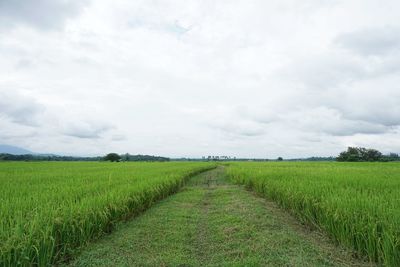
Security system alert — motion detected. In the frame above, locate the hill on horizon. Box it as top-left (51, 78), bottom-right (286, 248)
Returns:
top-left (0, 145), bottom-right (34, 155)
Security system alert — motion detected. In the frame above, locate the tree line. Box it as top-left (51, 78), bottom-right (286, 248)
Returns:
top-left (1, 149), bottom-right (398, 162)
top-left (0, 154), bottom-right (102, 161)
top-left (336, 147), bottom-right (399, 162)
top-left (0, 153), bottom-right (170, 162)
top-left (104, 153), bottom-right (170, 162)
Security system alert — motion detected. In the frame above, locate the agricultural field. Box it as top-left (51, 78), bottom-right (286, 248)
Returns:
top-left (226, 162), bottom-right (400, 267)
top-left (2, 161), bottom-right (399, 266)
top-left (69, 167), bottom-right (364, 267)
top-left (0, 162), bottom-right (216, 266)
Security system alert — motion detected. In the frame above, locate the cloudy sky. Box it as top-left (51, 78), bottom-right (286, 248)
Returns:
top-left (1, 0), bottom-right (400, 158)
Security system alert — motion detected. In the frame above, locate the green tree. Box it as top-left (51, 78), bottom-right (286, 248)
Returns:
top-left (104, 153), bottom-right (121, 162)
top-left (336, 147), bottom-right (383, 162)
top-left (364, 149), bottom-right (382, 161)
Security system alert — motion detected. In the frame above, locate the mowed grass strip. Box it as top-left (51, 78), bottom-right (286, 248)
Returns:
top-left (0, 162), bottom-right (215, 266)
top-left (69, 167), bottom-right (367, 267)
top-left (227, 162), bottom-right (400, 267)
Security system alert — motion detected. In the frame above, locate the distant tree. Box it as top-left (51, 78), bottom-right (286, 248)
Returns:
top-left (122, 153), bottom-right (130, 162)
top-left (363, 149), bottom-right (382, 161)
top-left (277, 157), bottom-right (283, 161)
top-left (337, 147), bottom-right (384, 162)
top-left (337, 147), bottom-right (360, 162)
top-left (104, 153), bottom-right (121, 162)
top-left (0, 153), bottom-right (102, 161)
top-left (380, 153), bottom-right (399, 162)
top-left (0, 153), bottom-right (170, 162)
top-left (124, 154), bottom-right (169, 162)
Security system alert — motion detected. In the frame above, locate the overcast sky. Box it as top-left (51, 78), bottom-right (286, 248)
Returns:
top-left (1, 0), bottom-right (400, 158)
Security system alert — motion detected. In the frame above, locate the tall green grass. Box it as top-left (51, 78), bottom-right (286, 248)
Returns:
top-left (227, 162), bottom-right (400, 267)
top-left (0, 162), bottom-right (215, 266)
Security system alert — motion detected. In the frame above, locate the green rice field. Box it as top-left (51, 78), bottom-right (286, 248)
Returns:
top-left (0, 162), bottom-right (215, 266)
top-left (226, 162), bottom-right (400, 266)
top-left (1, 161), bottom-right (400, 266)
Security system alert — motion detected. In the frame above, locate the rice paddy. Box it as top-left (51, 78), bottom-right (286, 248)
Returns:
top-left (0, 162), bottom-right (215, 266)
top-left (226, 162), bottom-right (400, 266)
top-left (1, 161), bottom-right (399, 266)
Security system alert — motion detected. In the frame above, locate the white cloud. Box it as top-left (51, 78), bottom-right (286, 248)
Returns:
top-left (62, 120), bottom-right (114, 139)
top-left (0, 90), bottom-right (44, 126)
top-left (335, 26), bottom-right (400, 56)
top-left (0, 0), bottom-right (90, 30)
top-left (1, 0), bottom-right (400, 157)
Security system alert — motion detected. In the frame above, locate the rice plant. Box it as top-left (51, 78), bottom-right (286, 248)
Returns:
top-left (0, 161), bottom-right (215, 266)
top-left (227, 162), bottom-right (400, 267)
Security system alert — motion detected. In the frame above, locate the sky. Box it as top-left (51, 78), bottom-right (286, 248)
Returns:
top-left (1, 0), bottom-right (400, 158)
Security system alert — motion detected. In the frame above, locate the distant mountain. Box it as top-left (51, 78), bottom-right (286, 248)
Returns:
top-left (0, 145), bottom-right (34, 155)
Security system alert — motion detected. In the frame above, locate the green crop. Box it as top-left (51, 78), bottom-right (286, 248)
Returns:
top-left (0, 161), bottom-right (215, 266)
top-left (227, 162), bottom-right (400, 266)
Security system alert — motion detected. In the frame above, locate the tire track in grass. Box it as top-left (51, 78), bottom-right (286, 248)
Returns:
top-left (67, 167), bottom-right (374, 267)
top-left (192, 167), bottom-right (221, 264)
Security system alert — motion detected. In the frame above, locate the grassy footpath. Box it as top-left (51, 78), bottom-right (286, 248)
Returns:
top-left (68, 167), bottom-right (371, 266)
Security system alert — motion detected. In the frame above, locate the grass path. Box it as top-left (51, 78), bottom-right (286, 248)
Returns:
top-left (68, 167), bottom-right (372, 266)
